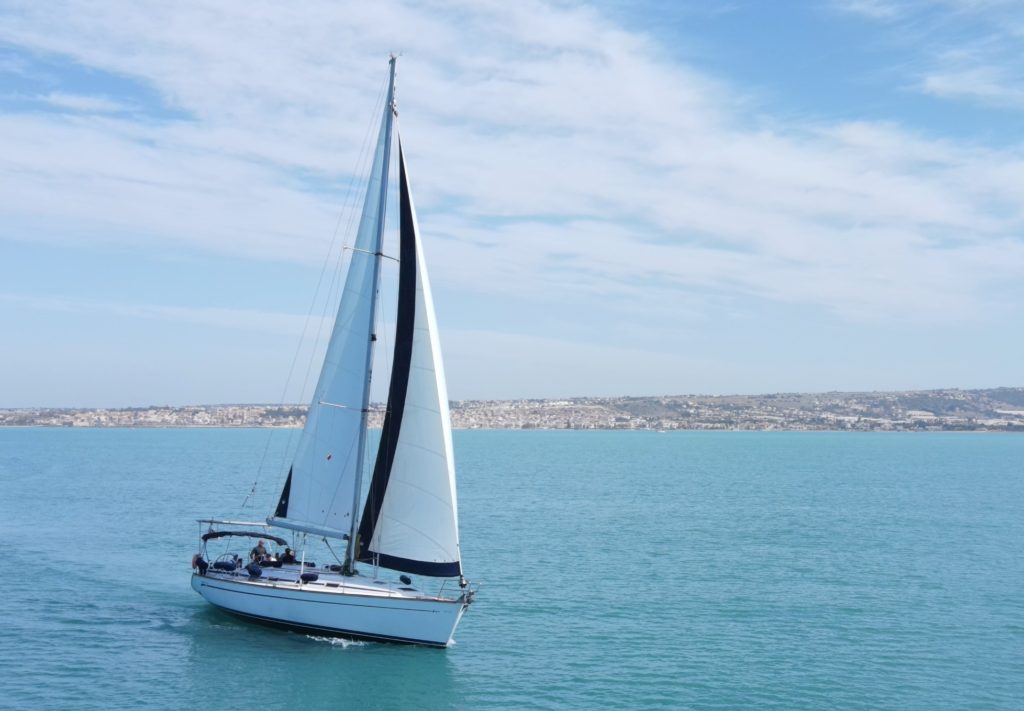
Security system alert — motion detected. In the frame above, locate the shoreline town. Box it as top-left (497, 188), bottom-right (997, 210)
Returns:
top-left (2, 388), bottom-right (1023, 432)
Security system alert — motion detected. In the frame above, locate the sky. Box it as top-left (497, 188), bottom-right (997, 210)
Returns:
top-left (1, 0), bottom-right (1022, 407)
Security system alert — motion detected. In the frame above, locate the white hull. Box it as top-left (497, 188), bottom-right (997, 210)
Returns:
top-left (192, 572), bottom-right (468, 647)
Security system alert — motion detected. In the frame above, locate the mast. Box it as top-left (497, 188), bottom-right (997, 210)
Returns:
top-left (344, 55), bottom-right (398, 571)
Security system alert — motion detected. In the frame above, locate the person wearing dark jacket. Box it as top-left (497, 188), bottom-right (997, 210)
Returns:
top-left (250, 539), bottom-right (268, 562)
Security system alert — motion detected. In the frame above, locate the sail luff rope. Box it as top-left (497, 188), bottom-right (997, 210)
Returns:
top-left (361, 120), bottom-right (403, 570)
top-left (295, 69), bottom-right (393, 524)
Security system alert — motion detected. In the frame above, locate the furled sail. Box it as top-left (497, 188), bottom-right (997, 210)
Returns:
top-left (357, 141), bottom-right (462, 577)
top-left (268, 71), bottom-right (396, 541)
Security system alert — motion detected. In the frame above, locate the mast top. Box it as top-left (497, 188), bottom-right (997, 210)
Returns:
top-left (388, 54), bottom-right (399, 115)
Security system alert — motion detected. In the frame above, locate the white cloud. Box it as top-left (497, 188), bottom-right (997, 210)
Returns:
top-left (0, 0), bottom-right (1022, 344)
top-left (921, 66), bottom-right (1024, 108)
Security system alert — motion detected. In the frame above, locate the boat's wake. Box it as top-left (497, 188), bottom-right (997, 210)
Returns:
top-left (305, 635), bottom-right (367, 648)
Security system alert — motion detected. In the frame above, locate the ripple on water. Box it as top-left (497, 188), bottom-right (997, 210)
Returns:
top-left (2, 429), bottom-right (1023, 710)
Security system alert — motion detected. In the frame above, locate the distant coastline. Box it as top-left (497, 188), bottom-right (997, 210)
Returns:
top-left (3, 387), bottom-right (1023, 432)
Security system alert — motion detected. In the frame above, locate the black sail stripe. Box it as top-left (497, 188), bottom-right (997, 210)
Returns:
top-left (369, 553), bottom-right (461, 578)
top-left (357, 141), bottom-right (417, 565)
top-left (274, 467), bottom-right (293, 518)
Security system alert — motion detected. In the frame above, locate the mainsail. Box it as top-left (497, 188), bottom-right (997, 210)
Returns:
top-left (268, 62), bottom-right (396, 542)
top-left (357, 142), bottom-right (462, 577)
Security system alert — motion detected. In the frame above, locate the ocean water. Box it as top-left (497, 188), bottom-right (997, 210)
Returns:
top-left (0, 428), bottom-right (1021, 710)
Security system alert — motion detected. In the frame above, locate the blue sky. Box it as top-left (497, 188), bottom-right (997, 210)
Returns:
top-left (1, 0), bottom-right (1022, 407)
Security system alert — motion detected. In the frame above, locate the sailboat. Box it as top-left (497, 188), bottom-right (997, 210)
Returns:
top-left (191, 56), bottom-right (475, 648)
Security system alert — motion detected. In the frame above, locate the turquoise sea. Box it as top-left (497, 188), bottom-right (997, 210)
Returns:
top-left (0, 429), bottom-right (1022, 709)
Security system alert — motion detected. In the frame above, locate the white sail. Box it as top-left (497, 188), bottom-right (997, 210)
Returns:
top-left (269, 70), bottom-right (396, 540)
top-left (358, 142), bottom-right (462, 577)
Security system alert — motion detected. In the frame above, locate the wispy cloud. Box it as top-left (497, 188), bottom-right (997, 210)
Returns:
top-left (833, 0), bottom-right (904, 20)
top-left (443, 328), bottom-right (729, 399)
top-left (39, 91), bottom-right (127, 113)
top-left (0, 0), bottom-right (1022, 405)
top-left (834, 0), bottom-right (1024, 111)
top-left (0, 291), bottom-right (322, 335)
top-left (922, 64), bottom-right (1024, 109)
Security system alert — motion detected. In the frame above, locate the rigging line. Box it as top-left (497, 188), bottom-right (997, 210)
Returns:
top-left (261, 77), bottom-right (389, 491)
top-left (286, 74), bottom-right (392, 496)
top-left (292, 79), bottom-right (389, 452)
top-left (317, 400), bottom-right (363, 411)
top-left (323, 536), bottom-right (344, 566)
top-left (240, 479), bottom-right (259, 514)
top-left (344, 245), bottom-right (400, 262)
top-left (265, 72), bottom-right (391, 499)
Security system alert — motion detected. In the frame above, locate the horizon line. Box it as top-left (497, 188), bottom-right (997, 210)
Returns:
top-left (4, 384), bottom-right (1022, 410)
